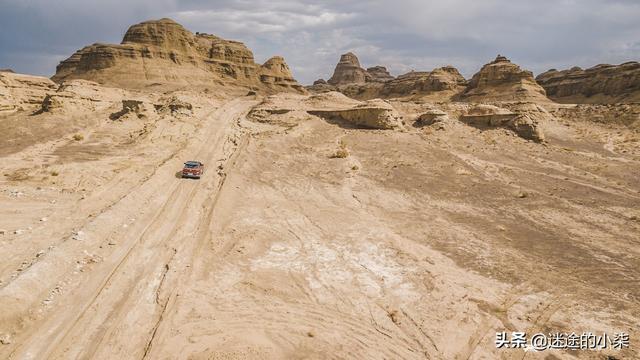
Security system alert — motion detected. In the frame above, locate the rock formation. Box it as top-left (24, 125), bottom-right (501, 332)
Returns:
top-left (415, 109), bottom-right (449, 126)
top-left (109, 100), bottom-right (148, 120)
top-left (327, 52), bottom-right (372, 85)
top-left (310, 52), bottom-right (466, 101)
top-left (461, 55), bottom-right (549, 102)
top-left (457, 104), bottom-right (545, 142)
top-left (259, 56), bottom-right (301, 89)
top-left (379, 66), bottom-right (466, 98)
top-left (0, 72), bottom-right (57, 112)
top-left (309, 99), bottom-right (404, 130)
top-left (536, 61), bottom-right (640, 103)
top-left (39, 80), bottom-right (128, 113)
top-left (549, 103), bottom-right (640, 128)
top-left (366, 66), bottom-right (394, 82)
top-left (249, 91), bottom-right (403, 130)
top-left (52, 18), bottom-right (305, 93)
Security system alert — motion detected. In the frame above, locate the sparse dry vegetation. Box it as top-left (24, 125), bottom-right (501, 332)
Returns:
top-left (330, 138), bottom-right (349, 158)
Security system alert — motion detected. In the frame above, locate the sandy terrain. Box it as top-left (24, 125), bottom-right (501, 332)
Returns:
top-left (0, 89), bottom-right (639, 360)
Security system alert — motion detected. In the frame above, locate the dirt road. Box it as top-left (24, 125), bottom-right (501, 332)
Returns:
top-left (1, 98), bottom-right (256, 359)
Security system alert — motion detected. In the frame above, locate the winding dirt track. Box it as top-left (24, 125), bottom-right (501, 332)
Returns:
top-left (3, 99), bottom-right (256, 360)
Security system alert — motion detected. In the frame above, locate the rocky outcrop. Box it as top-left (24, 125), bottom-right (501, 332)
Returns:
top-left (109, 100), bottom-right (147, 120)
top-left (324, 53), bottom-right (394, 87)
top-left (309, 99), bottom-right (404, 130)
top-left (549, 103), bottom-right (640, 127)
top-left (310, 52), bottom-right (466, 101)
top-left (536, 62), bottom-right (640, 103)
top-left (0, 72), bottom-right (57, 112)
top-left (259, 56), bottom-right (305, 92)
top-left (415, 109), bottom-right (449, 126)
top-left (366, 66), bottom-right (394, 82)
top-left (327, 52), bottom-right (371, 85)
top-left (380, 66), bottom-right (466, 98)
top-left (307, 78), bottom-right (336, 94)
top-left (458, 104), bottom-right (545, 142)
top-left (39, 80), bottom-right (128, 113)
top-left (52, 18), bottom-right (304, 93)
top-left (251, 91), bottom-right (403, 129)
top-left (154, 95), bottom-right (194, 115)
top-left (461, 55), bottom-right (549, 103)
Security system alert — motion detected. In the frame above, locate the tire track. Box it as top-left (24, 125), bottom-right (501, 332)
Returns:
top-left (6, 99), bottom-right (256, 360)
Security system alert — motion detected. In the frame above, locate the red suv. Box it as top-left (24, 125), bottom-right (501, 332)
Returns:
top-left (182, 161), bottom-right (204, 179)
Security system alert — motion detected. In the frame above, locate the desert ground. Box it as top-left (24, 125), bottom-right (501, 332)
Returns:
top-left (0, 87), bottom-right (638, 359)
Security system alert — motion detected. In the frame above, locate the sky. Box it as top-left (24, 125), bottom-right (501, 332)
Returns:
top-left (1, 0), bottom-right (639, 84)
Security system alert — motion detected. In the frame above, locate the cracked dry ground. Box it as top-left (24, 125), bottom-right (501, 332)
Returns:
top-left (1, 97), bottom-right (639, 359)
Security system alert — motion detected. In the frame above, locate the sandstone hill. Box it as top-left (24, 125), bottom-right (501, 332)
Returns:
top-left (309, 52), bottom-right (466, 101)
top-left (52, 18), bottom-right (305, 93)
top-left (324, 53), bottom-right (395, 86)
top-left (366, 66), bottom-right (394, 82)
top-left (379, 66), bottom-right (466, 99)
top-left (536, 61), bottom-right (640, 104)
top-left (460, 55), bottom-right (549, 103)
top-left (309, 53), bottom-right (553, 104)
top-left (327, 52), bottom-right (372, 85)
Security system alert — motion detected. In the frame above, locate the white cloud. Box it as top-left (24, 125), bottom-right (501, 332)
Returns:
top-left (175, 8), bottom-right (355, 32)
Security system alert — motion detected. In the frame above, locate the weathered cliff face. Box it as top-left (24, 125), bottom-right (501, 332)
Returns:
top-left (52, 18), bottom-right (304, 93)
top-left (536, 62), bottom-right (640, 104)
top-left (461, 55), bottom-right (549, 103)
top-left (0, 72), bottom-right (57, 112)
top-left (39, 80), bottom-right (129, 114)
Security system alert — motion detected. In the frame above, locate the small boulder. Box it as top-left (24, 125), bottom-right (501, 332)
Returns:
top-left (416, 109), bottom-right (448, 126)
top-left (154, 96), bottom-right (193, 115)
top-left (110, 100), bottom-right (145, 120)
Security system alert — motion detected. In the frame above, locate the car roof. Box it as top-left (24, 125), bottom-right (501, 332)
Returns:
top-left (184, 161), bottom-right (201, 165)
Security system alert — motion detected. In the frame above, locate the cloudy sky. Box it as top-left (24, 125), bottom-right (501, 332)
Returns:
top-left (1, 0), bottom-right (639, 84)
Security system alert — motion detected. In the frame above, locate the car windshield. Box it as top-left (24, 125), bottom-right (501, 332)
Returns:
top-left (184, 162), bottom-right (199, 168)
